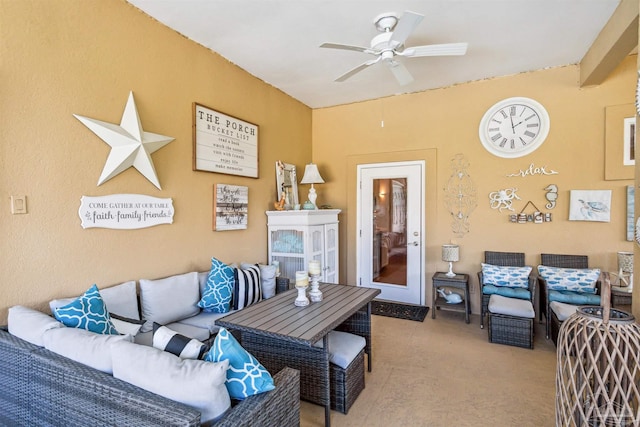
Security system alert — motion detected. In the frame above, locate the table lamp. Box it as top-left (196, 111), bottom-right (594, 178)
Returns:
top-left (300, 163), bottom-right (325, 209)
top-left (442, 244), bottom-right (459, 277)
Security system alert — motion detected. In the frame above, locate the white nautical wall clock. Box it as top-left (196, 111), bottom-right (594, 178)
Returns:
top-left (479, 97), bottom-right (550, 158)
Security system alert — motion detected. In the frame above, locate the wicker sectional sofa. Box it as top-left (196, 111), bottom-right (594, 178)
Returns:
top-left (0, 327), bottom-right (300, 426)
top-left (0, 264), bottom-right (301, 426)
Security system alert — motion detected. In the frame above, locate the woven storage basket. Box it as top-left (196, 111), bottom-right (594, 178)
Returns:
top-left (556, 274), bottom-right (640, 426)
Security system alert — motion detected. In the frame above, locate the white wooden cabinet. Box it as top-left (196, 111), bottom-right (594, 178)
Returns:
top-left (266, 209), bottom-right (340, 284)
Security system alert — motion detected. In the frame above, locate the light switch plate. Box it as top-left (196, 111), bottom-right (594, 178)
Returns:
top-left (11, 195), bottom-right (27, 214)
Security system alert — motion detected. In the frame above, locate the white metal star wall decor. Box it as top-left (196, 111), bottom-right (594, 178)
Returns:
top-left (74, 91), bottom-right (174, 189)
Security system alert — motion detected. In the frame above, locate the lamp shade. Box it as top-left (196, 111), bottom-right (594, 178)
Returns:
top-left (300, 164), bottom-right (325, 184)
top-left (442, 244), bottom-right (460, 262)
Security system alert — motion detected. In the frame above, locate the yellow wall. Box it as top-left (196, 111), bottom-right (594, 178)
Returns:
top-left (0, 0), bottom-right (311, 322)
top-left (313, 56), bottom-right (637, 313)
top-left (1, 0), bottom-right (636, 323)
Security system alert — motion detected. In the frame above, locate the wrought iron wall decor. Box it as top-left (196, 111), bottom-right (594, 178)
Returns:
top-left (444, 154), bottom-right (477, 237)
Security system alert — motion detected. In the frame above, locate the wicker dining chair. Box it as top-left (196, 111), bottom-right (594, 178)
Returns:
top-left (477, 251), bottom-right (536, 329)
top-left (538, 253), bottom-right (601, 340)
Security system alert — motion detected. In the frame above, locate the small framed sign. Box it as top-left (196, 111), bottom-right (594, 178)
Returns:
top-left (193, 103), bottom-right (258, 178)
top-left (213, 184), bottom-right (248, 231)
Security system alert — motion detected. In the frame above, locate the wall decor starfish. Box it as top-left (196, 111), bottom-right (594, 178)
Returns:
top-left (74, 91), bottom-right (174, 189)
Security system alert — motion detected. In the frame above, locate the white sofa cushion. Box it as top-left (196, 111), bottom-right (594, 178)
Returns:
top-left (111, 340), bottom-right (231, 423)
top-left (175, 310), bottom-right (236, 335)
top-left (139, 272), bottom-right (200, 332)
top-left (42, 327), bottom-right (133, 374)
top-left (49, 281), bottom-right (140, 321)
top-left (99, 280), bottom-right (140, 320)
top-left (8, 305), bottom-right (64, 347)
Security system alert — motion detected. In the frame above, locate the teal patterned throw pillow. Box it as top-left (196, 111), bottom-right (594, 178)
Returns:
top-left (481, 263), bottom-right (532, 288)
top-left (198, 257), bottom-right (235, 313)
top-left (53, 284), bottom-right (119, 335)
top-left (204, 327), bottom-right (275, 399)
top-left (538, 265), bottom-right (600, 294)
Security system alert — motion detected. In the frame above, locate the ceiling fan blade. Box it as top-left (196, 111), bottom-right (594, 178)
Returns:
top-left (387, 61), bottom-right (414, 86)
top-left (389, 11), bottom-right (424, 47)
top-left (400, 42), bottom-right (468, 57)
top-left (335, 57), bottom-right (381, 82)
top-left (320, 42), bottom-right (375, 55)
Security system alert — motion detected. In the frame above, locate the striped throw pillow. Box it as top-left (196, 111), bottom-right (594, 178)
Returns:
top-left (232, 264), bottom-right (262, 310)
top-left (152, 323), bottom-right (207, 359)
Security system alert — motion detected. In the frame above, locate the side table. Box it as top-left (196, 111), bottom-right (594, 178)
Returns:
top-left (611, 285), bottom-right (633, 308)
top-left (432, 272), bottom-right (470, 323)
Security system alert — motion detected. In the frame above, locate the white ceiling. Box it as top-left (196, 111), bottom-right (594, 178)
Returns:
top-left (127, 0), bottom-right (623, 109)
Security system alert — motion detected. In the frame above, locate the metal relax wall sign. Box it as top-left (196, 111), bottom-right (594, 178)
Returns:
top-left (79, 194), bottom-right (174, 229)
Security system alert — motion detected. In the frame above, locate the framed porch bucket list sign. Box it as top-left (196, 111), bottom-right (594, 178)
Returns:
top-left (193, 103), bottom-right (258, 178)
top-left (213, 184), bottom-right (248, 231)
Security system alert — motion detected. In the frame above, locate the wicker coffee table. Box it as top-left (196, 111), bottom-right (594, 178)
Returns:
top-left (216, 283), bottom-right (380, 427)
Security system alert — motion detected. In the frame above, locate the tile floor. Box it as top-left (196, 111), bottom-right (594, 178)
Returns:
top-left (300, 308), bottom-right (557, 427)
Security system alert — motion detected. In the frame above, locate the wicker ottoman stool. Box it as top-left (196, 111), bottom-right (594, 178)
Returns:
top-left (488, 294), bottom-right (535, 349)
top-left (314, 331), bottom-right (366, 414)
top-left (549, 301), bottom-right (578, 346)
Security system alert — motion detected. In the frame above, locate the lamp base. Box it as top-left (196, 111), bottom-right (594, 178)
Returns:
top-left (307, 185), bottom-right (318, 209)
top-left (445, 262), bottom-right (456, 277)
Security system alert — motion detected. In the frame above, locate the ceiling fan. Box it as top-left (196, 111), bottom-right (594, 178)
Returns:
top-left (320, 10), bottom-right (468, 86)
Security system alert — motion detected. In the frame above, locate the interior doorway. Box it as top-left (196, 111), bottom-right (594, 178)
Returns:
top-left (357, 161), bottom-right (425, 305)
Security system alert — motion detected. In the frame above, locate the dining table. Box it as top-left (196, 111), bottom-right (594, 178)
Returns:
top-left (216, 282), bottom-right (380, 427)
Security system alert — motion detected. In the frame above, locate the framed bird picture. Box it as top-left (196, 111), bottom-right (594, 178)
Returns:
top-left (568, 190), bottom-right (612, 222)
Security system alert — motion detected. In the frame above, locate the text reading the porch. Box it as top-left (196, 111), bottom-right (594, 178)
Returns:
top-left (194, 104), bottom-right (258, 178)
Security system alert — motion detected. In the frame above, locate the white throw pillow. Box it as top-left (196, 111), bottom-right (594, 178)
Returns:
top-left (8, 305), bottom-right (64, 347)
top-left (139, 272), bottom-right (201, 332)
top-left (42, 327), bottom-right (133, 374)
top-left (111, 340), bottom-right (231, 423)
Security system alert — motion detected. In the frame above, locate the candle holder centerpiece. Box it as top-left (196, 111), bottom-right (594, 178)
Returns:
top-left (308, 260), bottom-right (323, 302)
top-left (294, 270), bottom-right (309, 307)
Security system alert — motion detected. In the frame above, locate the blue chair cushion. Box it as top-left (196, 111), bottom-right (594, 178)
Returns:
top-left (483, 285), bottom-right (531, 300)
top-left (548, 290), bottom-right (601, 305)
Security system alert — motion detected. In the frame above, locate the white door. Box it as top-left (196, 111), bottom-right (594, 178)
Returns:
top-left (357, 161), bottom-right (425, 305)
